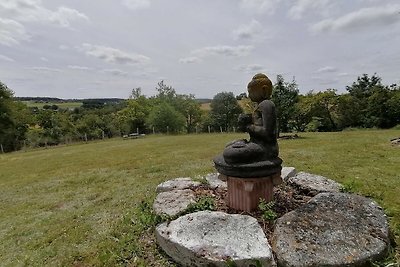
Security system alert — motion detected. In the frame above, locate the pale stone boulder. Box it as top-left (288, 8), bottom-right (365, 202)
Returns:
top-left (153, 189), bottom-right (195, 216)
top-left (281, 167), bottom-right (297, 182)
top-left (287, 171), bottom-right (342, 195)
top-left (272, 192), bottom-right (390, 267)
top-left (156, 177), bottom-right (201, 193)
top-left (156, 211), bottom-right (276, 267)
top-left (205, 173), bottom-right (227, 189)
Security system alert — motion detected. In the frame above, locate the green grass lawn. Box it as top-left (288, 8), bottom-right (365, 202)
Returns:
top-left (0, 130), bottom-right (399, 266)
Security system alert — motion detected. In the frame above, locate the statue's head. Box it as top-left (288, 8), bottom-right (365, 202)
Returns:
top-left (247, 73), bottom-right (273, 102)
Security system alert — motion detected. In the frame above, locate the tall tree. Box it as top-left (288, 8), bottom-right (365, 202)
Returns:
top-left (272, 75), bottom-right (299, 135)
top-left (0, 81), bottom-right (15, 151)
top-left (209, 92), bottom-right (242, 131)
top-left (146, 102), bottom-right (185, 133)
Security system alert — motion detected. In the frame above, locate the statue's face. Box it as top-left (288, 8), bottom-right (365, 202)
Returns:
top-left (248, 87), bottom-right (265, 102)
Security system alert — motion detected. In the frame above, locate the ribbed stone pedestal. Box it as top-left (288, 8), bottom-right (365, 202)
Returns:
top-left (227, 172), bottom-right (282, 212)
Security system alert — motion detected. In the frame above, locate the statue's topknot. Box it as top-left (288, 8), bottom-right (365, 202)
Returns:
top-left (247, 73), bottom-right (273, 99)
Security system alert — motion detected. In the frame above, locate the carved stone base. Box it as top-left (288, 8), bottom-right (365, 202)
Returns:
top-left (213, 154), bottom-right (282, 178)
top-left (227, 172), bottom-right (282, 212)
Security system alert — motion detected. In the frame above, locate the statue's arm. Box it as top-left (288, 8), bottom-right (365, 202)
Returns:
top-left (247, 100), bottom-right (276, 141)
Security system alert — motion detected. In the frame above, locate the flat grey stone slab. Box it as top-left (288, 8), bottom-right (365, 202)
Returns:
top-left (205, 173), bottom-right (227, 189)
top-left (272, 192), bottom-right (390, 267)
top-left (156, 211), bottom-right (276, 267)
top-left (153, 189), bottom-right (195, 216)
top-left (281, 167), bottom-right (297, 182)
top-left (156, 177), bottom-right (201, 193)
top-left (287, 171), bottom-right (342, 195)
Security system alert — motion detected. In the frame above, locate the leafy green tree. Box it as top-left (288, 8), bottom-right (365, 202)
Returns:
top-left (146, 102), bottom-right (185, 133)
top-left (209, 92), bottom-right (242, 131)
top-left (0, 82), bottom-right (15, 151)
top-left (292, 90), bottom-right (338, 132)
top-left (151, 80), bottom-right (202, 133)
top-left (336, 94), bottom-right (362, 129)
top-left (117, 96), bottom-right (150, 134)
top-left (272, 75), bottom-right (299, 135)
top-left (346, 73), bottom-right (385, 127)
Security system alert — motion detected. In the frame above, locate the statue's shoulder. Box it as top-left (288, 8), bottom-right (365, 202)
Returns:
top-left (258, 99), bottom-right (275, 110)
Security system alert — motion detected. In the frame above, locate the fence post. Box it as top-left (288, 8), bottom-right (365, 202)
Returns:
top-left (208, 126), bottom-right (211, 134)
top-left (153, 127), bottom-right (155, 134)
top-left (220, 126), bottom-right (223, 133)
top-left (137, 128), bottom-right (139, 134)
top-left (0, 144), bottom-right (4, 154)
top-left (102, 130), bottom-right (105, 140)
top-left (167, 126), bottom-right (169, 135)
top-left (84, 133), bottom-right (88, 143)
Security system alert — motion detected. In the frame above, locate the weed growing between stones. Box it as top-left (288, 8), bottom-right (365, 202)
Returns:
top-left (258, 199), bottom-right (277, 222)
top-left (185, 196), bottom-right (216, 213)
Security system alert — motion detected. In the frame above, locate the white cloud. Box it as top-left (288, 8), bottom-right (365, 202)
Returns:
top-left (179, 57), bottom-right (201, 64)
top-left (80, 43), bottom-right (150, 65)
top-left (40, 57), bottom-right (48, 62)
top-left (59, 45), bottom-right (69, 50)
top-left (316, 66), bottom-right (338, 73)
top-left (102, 69), bottom-right (128, 76)
top-left (68, 65), bottom-right (92, 70)
top-left (239, 0), bottom-right (281, 14)
top-left (0, 18), bottom-right (29, 46)
top-left (0, 54), bottom-right (15, 62)
top-left (29, 66), bottom-right (62, 72)
top-left (193, 45), bottom-right (253, 57)
top-left (236, 64), bottom-right (264, 73)
top-left (49, 6), bottom-right (89, 28)
top-left (0, 0), bottom-right (89, 28)
top-left (122, 0), bottom-right (150, 10)
top-left (311, 4), bottom-right (400, 33)
top-left (233, 19), bottom-right (264, 41)
top-left (338, 72), bottom-right (350, 77)
top-left (288, 0), bottom-right (333, 20)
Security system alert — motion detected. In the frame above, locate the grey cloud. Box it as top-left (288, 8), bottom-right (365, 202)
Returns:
top-left (311, 4), bottom-right (400, 33)
top-left (68, 65), bottom-right (92, 71)
top-left (179, 57), bottom-right (202, 64)
top-left (29, 67), bottom-right (62, 72)
top-left (80, 43), bottom-right (150, 65)
top-left (49, 6), bottom-right (89, 28)
top-left (236, 64), bottom-right (264, 73)
top-left (0, 54), bottom-right (15, 62)
top-left (193, 45), bottom-right (253, 58)
top-left (233, 20), bottom-right (263, 41)
top-left (239, 0), bottom-right (281, 14)
top-left (122, 0), bottom-right (150, 10)
top-left (0, 18), bottom-right (29, 46)
top-left (0, 0), bottom-right (89, 28)
top-left (102, 69), bottom-right (128, 76)
top-left (316, 66), bottom-right (338, 73)
top-left (288, 0), bottom-right (333, 20)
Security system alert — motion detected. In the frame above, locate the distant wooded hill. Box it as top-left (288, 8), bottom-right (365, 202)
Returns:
top-left (15, 97), bottom-right (211, 103)
top-left (15, 97), bottom-right (125, 103)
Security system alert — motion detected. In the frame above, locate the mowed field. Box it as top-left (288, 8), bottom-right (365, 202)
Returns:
top-left (0, 130), bottom-right (399, 266)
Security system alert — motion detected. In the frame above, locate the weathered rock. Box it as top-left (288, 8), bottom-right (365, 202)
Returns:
top-left (153, 189), bottom-right (195, 216)
top-left (205, 173), bottom-right (227, 189)
top-left (272, 192), bottom-right (390, 267)
top-left (281, 166), bottom-right (296, 182)
top-left (156, 211), bottom-right (276, 267)
top-left (287, 171), bottom-right (342, 195)
top-left (391, 137), bottom-right (400, 146)
top-left (156, 177), bottom-right (201, 193)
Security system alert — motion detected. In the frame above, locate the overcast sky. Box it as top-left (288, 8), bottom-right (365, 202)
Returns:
top-left (1, 0), bottom-right (399, 99)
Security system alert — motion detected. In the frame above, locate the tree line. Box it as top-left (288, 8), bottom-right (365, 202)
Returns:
top-left (1, 73), bottom-right (399, 153)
